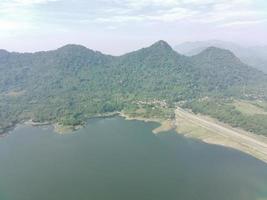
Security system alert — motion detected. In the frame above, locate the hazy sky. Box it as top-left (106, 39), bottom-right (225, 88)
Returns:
top-left (0, 0), bottom-right (267, 54)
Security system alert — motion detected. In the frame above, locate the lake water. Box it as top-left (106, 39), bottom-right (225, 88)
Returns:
top-left (0, 117), bottom-right (267, 200)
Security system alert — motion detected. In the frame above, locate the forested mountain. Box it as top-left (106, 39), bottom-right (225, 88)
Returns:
top-left (190, 47), bottom-right (266, 97)
top-left (0, 40), bottom-right (266, 134)
top-left (174, 40), bottom-right (267, 73)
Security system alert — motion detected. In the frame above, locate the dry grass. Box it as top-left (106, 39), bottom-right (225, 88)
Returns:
top-left (233, 100), bottom-right (267, 115)
top-left (175, 114), bottom-right (224, 141)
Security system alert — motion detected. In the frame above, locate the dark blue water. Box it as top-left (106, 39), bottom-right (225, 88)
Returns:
top-left (0, 117), bottom-right (267, 200)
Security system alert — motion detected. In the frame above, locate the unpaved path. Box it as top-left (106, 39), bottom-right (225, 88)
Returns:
top-left (175, 107), bottom-right (267, 163)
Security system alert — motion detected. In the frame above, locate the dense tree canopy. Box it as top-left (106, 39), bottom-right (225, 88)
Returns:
top-left (0, 40), bottom-right (266, 134)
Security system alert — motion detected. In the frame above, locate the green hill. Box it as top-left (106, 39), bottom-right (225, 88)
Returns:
top-left (0, 40), bottom-right (266, 134)
top-left (174, 40), bottom-right (267, 73)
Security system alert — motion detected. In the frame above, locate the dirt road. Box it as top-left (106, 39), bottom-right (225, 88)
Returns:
top-left (175, 107), bottom-right (267, 163)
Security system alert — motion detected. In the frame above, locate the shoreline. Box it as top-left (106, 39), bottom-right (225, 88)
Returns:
top-left (175, 107), bottom-right (267, 164)
top-left (118, 112), bottom-right (175, 134)
top-left (1, 109), bottom-right (267, 164)
top-left (0, 112), bottom-right (122, 136)
top-left (0, 111), bottom-right (174, 136)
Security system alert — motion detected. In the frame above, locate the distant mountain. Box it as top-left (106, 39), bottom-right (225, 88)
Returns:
top-left (190, 47), bottom-right (266, 95)
top-left (0, 40), bottom-right (266, 133)
top-left (174, 40), bottom-right (267, 73)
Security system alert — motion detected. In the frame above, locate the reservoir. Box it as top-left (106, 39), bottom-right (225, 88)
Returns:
top-left (0, 117), bottom-right (267, 200)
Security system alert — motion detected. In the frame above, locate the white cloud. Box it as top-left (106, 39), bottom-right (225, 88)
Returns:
top-left (147, 7), bottom-right (197, 22)
top-left (0, 0), bottom-right (266, 41)
top-left (96, 6), bottom-right (195, 23)
top-left (94, 0), bottom-right (267, 25)
top-left (0, 0), bottom-right (60, 35)
top-left (188, 1), bottom-right (267, 26)
top-left (11, 0), bottom-right (58, 6)
top-left (220, 19), bottom-right (267, 27)
top-left (0, 19), bottom-right (34, 38)
top-left (0, 20), bottom-right (31, 30)
top-left (112, 0), bottom-right (180, 8)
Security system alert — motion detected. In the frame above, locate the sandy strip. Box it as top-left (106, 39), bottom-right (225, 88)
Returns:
top-left (175, 107), bottom-right (267, 164)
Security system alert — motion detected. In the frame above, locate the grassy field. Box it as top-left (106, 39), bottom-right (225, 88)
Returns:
top-left (232, 100), bottom-right (267, 115)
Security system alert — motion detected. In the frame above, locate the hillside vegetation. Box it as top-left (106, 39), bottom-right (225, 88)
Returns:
top-left (0, 40), bottom-right (266, 134)
top-left (174, 40), bottom-right (267, 73)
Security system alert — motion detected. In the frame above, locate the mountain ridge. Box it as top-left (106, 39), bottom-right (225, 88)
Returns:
top-left (0, 40), bottom-right (175, 57)
top-left (0, 40), bottom-right (266, 135)
top-left (174, 40), bottom-right (267, 73)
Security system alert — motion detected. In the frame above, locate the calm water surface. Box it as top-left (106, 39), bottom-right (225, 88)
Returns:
top-left (0, 117), bottom-right (267, 200)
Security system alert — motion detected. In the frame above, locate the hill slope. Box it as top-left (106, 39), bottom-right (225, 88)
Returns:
top-left (174, 40), bottom-right (267, 73)
top-left (0, 41), bottom-right (266, 134)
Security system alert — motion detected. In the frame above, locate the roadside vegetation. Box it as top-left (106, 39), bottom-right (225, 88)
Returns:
top-left (182, 98), bottom-right (267, 136)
